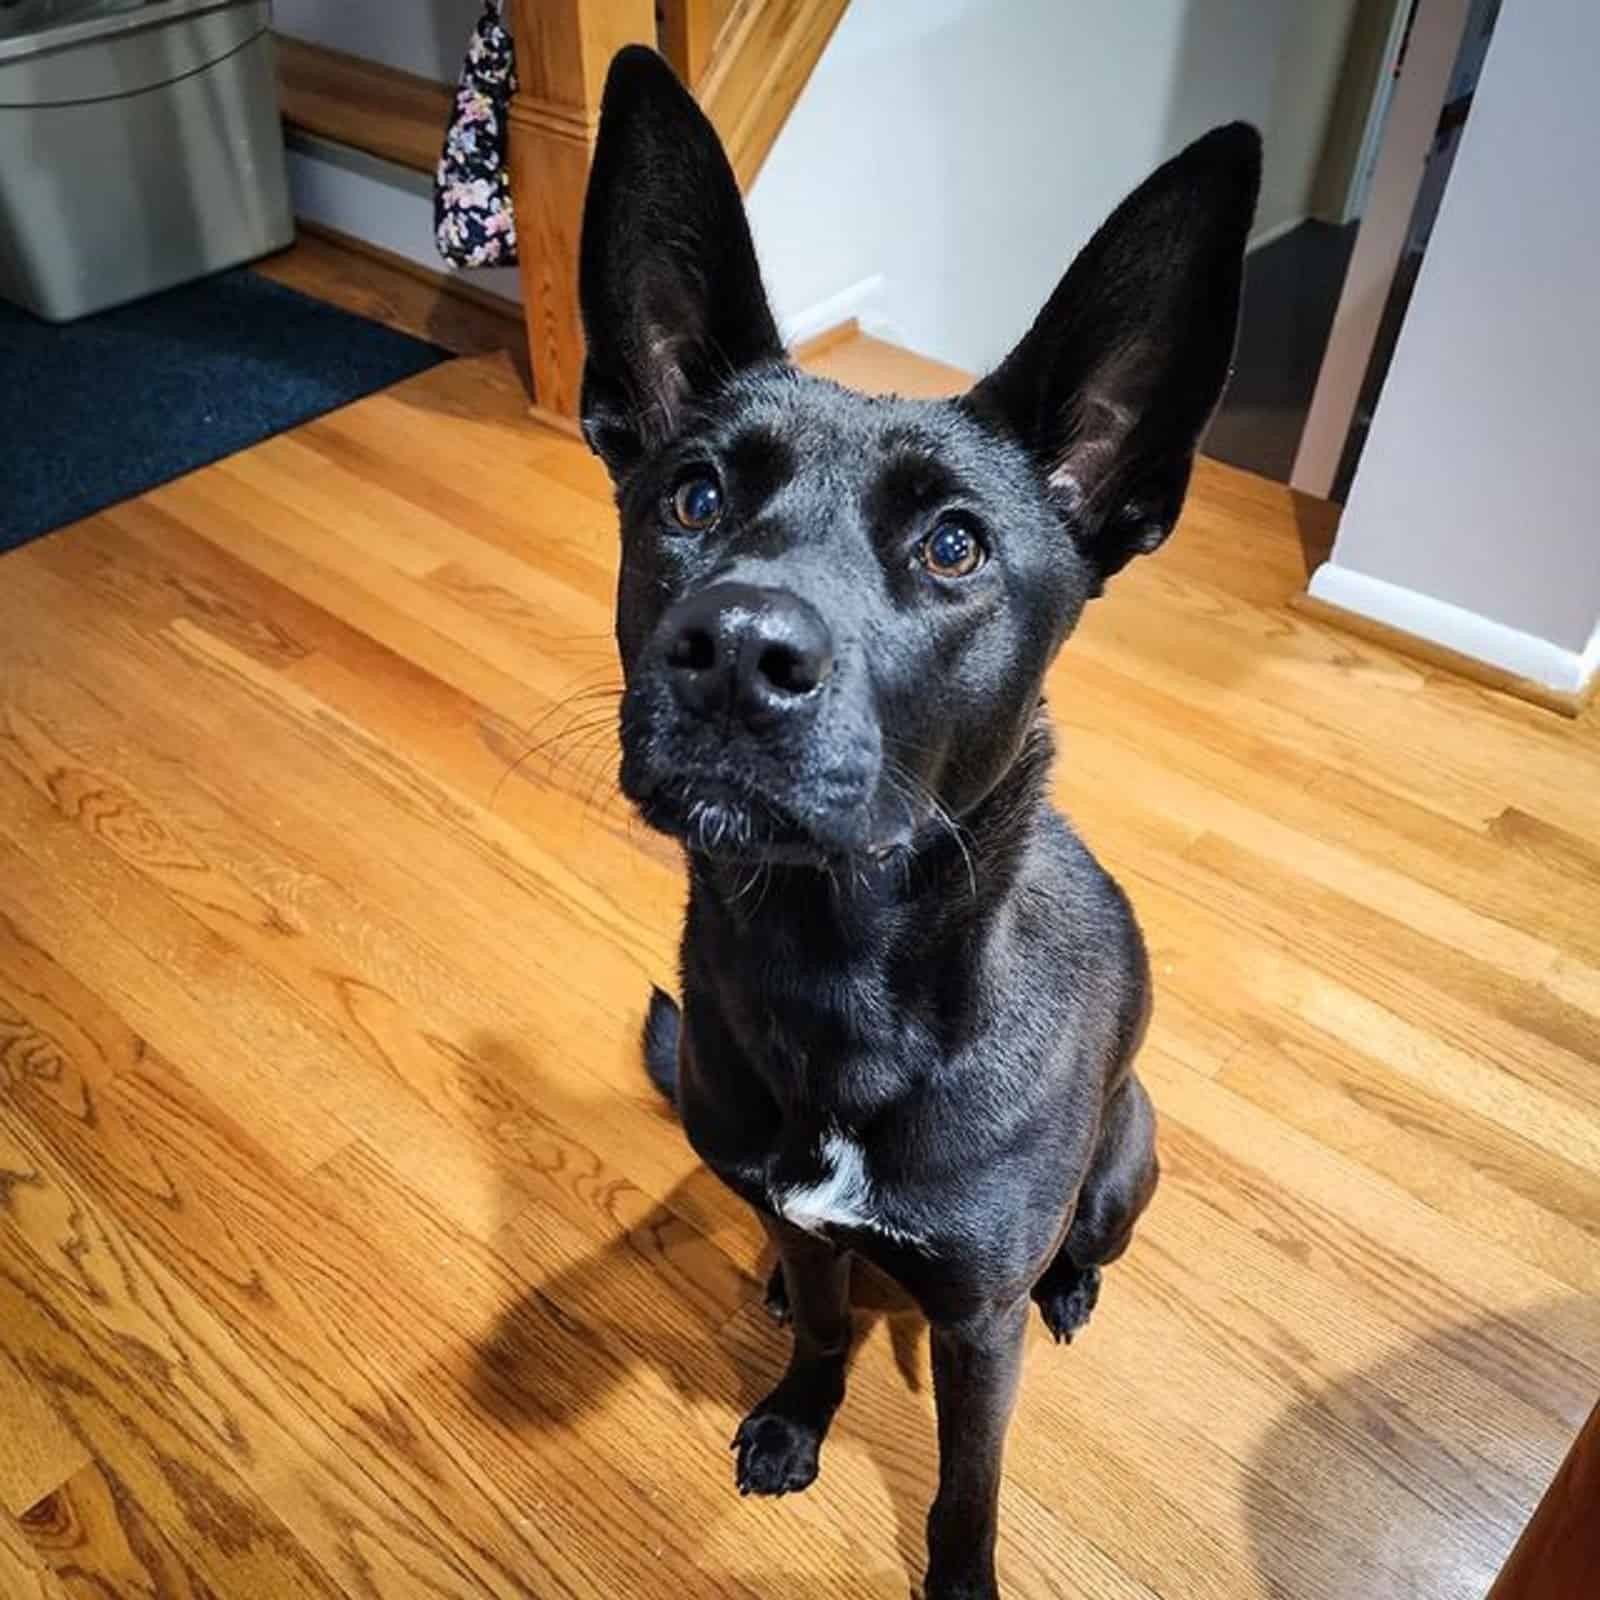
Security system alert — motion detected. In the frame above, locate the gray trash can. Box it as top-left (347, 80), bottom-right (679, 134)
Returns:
top-left (0, 0), bottom-right (293, 321)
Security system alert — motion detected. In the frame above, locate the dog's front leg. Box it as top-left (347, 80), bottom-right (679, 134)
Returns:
top-left (732, 1215), bottom-right (851, 1497)
top-left (925, 1297), bottom-right (1029, 1600)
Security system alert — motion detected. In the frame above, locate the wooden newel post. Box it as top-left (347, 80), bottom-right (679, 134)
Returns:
top-left (507, 0), bottom-right (656, 422)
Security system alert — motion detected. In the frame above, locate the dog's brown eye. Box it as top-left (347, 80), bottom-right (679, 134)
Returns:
top-left (918, 520), bottom-right (985, 579)
top-left (670, 474), bottom-right (723, 531)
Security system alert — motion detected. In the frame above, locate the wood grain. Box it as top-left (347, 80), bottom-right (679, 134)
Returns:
top-left (254, 227), bottom-right (532, 381)
top-left (507, 0), bottom-right (657, 418)
top-left (698, 0), bottom-right (853, 190)
top-left (1487, 1401), bottom-right (1600, 1599)
top-left (0, 333), bottom-right (1596, 1599)
top-left (1292, 592), bottom-right (1594, 718)
top-left (275, 35), bottom-right (455, 177)
top-left (658, 0), bottom-right (738, 89)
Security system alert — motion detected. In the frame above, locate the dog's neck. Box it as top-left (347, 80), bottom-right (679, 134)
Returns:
top-left (682, 709), bottom-right (1055, 1118)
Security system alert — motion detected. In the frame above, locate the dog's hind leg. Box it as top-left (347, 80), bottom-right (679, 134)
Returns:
top-left (733, 1216), bottom-right (851, 1497)
top-left (1033, 1072), bottom-right (1158, 1343)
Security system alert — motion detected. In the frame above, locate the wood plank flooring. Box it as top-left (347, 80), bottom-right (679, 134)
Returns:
top-left (253, 228), bottom-right (531, 374)
top-left (1, 336), bottom-right (1596, 1599)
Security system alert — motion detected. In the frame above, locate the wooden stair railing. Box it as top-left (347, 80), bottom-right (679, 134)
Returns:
top-left (505, 0), bottom-right (657, 427)
top-left (657, 0), bottom-right (738, 95)
top-left (276, 3), bottom-right (849, 423)
top-left (507, 0), bottom-right (849, 421)
top-left (690, 0), bottom-right (850, 192)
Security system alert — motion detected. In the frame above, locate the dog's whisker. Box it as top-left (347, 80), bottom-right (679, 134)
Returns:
top-left (490, 707), bottom-right (621, 810)
top-left (885, 759), bottom-right (978, 901)
top-left (510, 675), bottom-right (625, 745)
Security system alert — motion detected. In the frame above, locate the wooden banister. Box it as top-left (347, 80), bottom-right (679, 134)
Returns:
top-left (696, 0), bottom-right (849, 191)
top-left (507, 0), bottom-right (848, 419)
top-left (657, 0), bottom-right (737, 91)
top-left (505, 0), bottom-right (656, 422)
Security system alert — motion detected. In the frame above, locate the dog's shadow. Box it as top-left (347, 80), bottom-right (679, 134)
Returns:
top-left (464, 1033), bottom-right (939, 1593)
top-left (1243, 1294), bottom-right (1598, 1600)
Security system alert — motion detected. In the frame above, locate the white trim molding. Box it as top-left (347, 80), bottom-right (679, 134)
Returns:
top-left (1246, 215), bottom-right (1309, 254)
top-left (778, 275), bottom-right (903, 351)
top-left (1308, 562), bottom-right (1600, 697)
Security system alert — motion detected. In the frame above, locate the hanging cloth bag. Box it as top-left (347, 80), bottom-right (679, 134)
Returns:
top-left (434, 0), bottom-right (519, 267)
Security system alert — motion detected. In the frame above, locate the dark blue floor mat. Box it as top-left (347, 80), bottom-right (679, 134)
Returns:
top-left (0, 268), bottom-right (450, 552)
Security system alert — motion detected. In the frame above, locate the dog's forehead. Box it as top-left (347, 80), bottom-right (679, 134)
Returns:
top-left (708, 369), bottom-right (1000, 497)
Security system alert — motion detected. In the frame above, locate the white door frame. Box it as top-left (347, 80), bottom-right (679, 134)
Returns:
top-left (1291, 0), bottom-right (1472, 500)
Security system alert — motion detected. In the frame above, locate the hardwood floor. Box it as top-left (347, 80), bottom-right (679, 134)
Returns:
top-left (1, 336), bottom-right (1596, 1599)
top-left (254, 229), bottom-right (531, 374)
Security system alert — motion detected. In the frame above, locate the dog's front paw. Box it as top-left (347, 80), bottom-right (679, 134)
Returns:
top-left (1032, 1263), bottom-right (1101, 1344)
top-left (924, 1568), bottom-right (1000, 1600)
top-left (732, 1409), bottom-right (822, 1496)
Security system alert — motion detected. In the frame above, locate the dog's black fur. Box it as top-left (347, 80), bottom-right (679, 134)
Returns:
top-left (578, 46), bottom-right (1259, 1599)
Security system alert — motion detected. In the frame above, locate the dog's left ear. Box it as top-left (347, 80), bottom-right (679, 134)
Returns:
top-left (968, 123), bottom-right (1261, 590)
top-left (578, 46), bottom-right (783, 473)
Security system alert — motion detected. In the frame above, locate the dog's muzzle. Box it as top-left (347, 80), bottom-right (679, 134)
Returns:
top-left (619, 583), bottom-right (890, 861)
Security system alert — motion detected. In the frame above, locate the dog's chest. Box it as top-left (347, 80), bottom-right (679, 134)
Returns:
top-left (760, 1127), bottom-right (924, 1248)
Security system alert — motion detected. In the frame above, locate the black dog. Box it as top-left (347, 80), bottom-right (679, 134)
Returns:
top-left (576, 46), bottom-right (1258, 1600)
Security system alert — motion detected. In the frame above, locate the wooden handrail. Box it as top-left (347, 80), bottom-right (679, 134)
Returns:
top-left (695, 0), bottom-right (849, 192)
top-left (657, 0), bottom-right (737, 92)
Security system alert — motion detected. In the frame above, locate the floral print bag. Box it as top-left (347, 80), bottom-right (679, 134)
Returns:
top-left (434, 0), bottom-right (518, 268)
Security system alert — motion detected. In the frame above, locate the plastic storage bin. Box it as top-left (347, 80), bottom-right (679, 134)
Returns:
top-left (0, 0), bottom-right (292, 321)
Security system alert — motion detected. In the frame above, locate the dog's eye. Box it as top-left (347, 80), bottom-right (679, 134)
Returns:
top-left (918, 519), bottom-right (986, 579)
top-left (669, 473), bottom-right (723, 532)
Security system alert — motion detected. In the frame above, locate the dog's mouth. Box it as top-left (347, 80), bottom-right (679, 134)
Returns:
top-left (636, 777), bottom-right (801, 856)
top-left (632, 775), bottom-right (899, 865)
top-left (617, 671), bottom-right (897, 865)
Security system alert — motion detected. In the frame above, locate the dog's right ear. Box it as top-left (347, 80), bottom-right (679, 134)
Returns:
top-left (578, 46), bottom-right (783, 474)
top-left (967, 123), bottom-right (1261, 592)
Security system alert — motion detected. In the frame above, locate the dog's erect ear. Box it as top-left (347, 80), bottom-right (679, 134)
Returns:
top-left (968, 123), bottom-right (1261, 590)
top-left (578, 46), bottom-right (783, 472)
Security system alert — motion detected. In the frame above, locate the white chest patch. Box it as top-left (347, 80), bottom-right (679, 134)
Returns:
top-left (771, 1132), bottom-right (924, 1248)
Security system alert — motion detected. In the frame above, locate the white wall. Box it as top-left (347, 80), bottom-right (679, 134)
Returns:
top-left (746, 0), bottom-right (1346, 375)
top-left (274, 0), bottom-right (1353, 371)
top-left (1310, 0), bottom-right (1600, 693)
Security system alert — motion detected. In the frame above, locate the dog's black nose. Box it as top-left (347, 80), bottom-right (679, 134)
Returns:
top-left (663, 583), bottom-right (833, 721)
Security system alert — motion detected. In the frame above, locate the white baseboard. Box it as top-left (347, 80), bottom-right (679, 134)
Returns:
top-left (1247, 214), bottom-right (1309, 253)
top-left (284, 135), bottom-right (522, 307)
top-left (779, 275), bottom-right (904, 350)
top-left (1308, 562), bottom-right (1600, 696)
